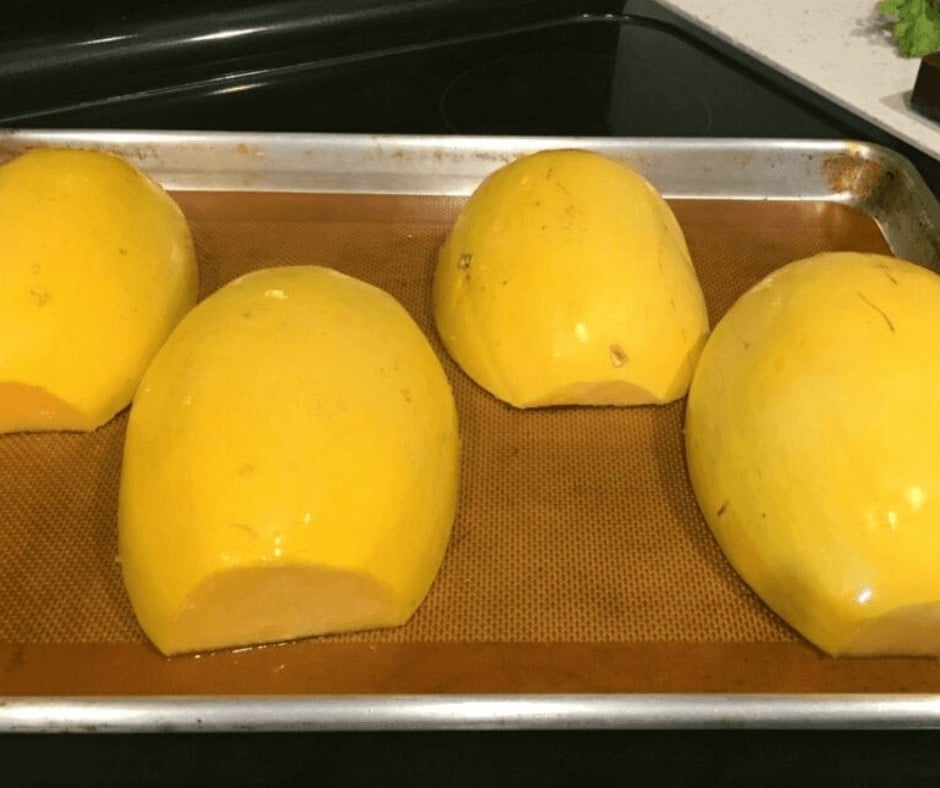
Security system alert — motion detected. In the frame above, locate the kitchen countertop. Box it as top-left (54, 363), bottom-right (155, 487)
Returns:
top-left (652, 0), bottom-right (940, 162)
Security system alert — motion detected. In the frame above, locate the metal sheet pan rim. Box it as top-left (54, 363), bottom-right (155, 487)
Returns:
top-left (4, 128), bottom-right (936, 268)
top-left (0, 127), bottom-right (920, 193)
top-left (4, 693), bottom-right (940, 733)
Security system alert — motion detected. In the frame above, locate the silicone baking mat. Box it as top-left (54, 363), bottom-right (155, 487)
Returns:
top-left (5, 191), bottom-right (936, 697)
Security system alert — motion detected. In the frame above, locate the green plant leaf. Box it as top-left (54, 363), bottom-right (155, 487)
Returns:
top-left (879, 0), bottom-right (940, 57)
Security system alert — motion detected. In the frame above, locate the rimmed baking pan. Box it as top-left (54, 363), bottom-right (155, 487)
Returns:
top-left (1, 131), bottom-right (938, 731)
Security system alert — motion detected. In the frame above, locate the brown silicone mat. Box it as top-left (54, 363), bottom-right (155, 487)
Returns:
top-left (5, 192), bottom-right (939, 697)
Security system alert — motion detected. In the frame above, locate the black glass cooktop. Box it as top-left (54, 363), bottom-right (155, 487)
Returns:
top-left (0, 13), bottom-right (867, 140)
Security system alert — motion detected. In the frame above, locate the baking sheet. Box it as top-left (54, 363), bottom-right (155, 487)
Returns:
top-left (1, 131), bottom-right (939, 731)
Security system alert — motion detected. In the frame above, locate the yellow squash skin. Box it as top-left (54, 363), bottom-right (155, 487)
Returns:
top-left (685, 251), bottom-right (940, 656)
top-left (433, 149), bottom-right (709, 408)
top-left (0, 148), bottom-right (198, 432)
top-left (119, 266), bottom-right (460, 656)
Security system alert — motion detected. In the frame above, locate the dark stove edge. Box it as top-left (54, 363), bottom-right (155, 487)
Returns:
top-left (0, 0), bottom-right (625, 59)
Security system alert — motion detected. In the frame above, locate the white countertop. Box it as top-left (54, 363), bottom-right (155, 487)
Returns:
top-left (652, 0), bottom-right (940, 161)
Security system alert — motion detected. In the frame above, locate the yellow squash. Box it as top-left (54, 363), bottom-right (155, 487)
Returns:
top-left (685, 251), bottom-right (940, 656)
top-left (0, 147), bottom-right (197, 432)
top-left (119, 265), bottom-right (460, 656)
top-left (433, 148), bottom-right (709, 407)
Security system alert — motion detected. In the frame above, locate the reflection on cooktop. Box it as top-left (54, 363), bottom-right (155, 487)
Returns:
top-left (608, 59), bottom-right (713, 136)
top-left (606, 27), bottom-right (716, 137)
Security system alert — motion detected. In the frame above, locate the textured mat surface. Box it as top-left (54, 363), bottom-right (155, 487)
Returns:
top-left (5, 192), bottom-right (920, 696)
